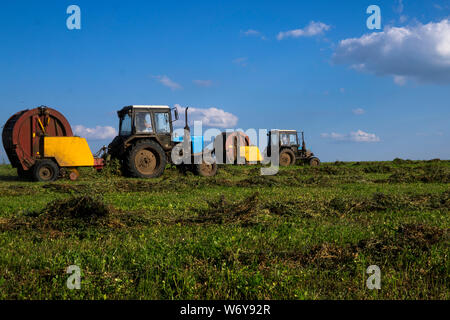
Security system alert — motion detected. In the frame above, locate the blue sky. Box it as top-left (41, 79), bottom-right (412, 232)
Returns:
top-left (1, 0), bottom-right (449, 162)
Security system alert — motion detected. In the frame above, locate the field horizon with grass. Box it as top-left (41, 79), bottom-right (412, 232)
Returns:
top-left (0, 159), bottom-right (448, 299)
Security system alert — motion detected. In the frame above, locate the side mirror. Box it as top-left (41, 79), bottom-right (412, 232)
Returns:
top-left (171, 107), bottom-right (179, 122)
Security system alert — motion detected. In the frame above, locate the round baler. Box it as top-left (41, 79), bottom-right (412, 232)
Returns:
top-left (2, 106), bottom-right (104, 182)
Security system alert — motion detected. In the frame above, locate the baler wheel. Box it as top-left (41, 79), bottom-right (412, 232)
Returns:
top-left (279, 149), bottom-right (295, 167)
top-left (32, 159), bottom-right (59, 182)
top-left (69, 169), bottom-right (80, 181)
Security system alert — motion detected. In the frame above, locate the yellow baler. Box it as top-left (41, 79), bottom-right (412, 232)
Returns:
top-left (44, 137), bottom-right (95, 167)
top-left (2, 106), bottom-right (105, 182)
top-left (39, 136), bottom-right (104, 181)
top-left (239, 146), bottom-right (263, 163)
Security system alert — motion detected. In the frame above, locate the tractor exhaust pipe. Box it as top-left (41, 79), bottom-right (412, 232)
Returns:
top-left (301, 131), bottom-right (306, 151)
top-left (184, 107), bottom-right (190, 133)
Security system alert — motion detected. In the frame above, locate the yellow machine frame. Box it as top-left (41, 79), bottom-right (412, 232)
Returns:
top-left (239, 146), bottom-right (263, 163)
top-left (43, 137), bottom-right (94, 167)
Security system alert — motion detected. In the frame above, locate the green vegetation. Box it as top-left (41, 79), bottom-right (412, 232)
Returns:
top-left (0, 160), bottom-right (448, 299)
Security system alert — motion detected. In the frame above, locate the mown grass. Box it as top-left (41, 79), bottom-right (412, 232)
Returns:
top-left (0, 160), bottom-right (448, 299)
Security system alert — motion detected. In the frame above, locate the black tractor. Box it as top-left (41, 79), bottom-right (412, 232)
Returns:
top-left (266, 130), bottom-right (320, 167)
top-left (107, 105), bottom-right (217, 178)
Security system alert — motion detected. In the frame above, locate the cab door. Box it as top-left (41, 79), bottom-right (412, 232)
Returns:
top-left (153, 111), bottom-right (172, 149)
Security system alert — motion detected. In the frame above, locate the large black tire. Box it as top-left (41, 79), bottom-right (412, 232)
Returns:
top-left (126, 140), bottom-right (166, 178)
top-left (32, 159), bottom-right (59, 182)
top-left (309, 157), bottom-right (321, 167)
top-left (279, 149), bottom-right (296, 167)
top-left (195, 162), bottom-right (218, 177)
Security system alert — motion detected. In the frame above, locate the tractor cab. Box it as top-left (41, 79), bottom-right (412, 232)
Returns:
top-left (267, 129), bottom-right (320, 166)
top-left (108, 105), bottom-right (179, 167)
top-left (118, 105), bottom-right (178, 138)
top-left (272, 130), bottom-right (300, 148)
top-left (114, 105), bottom-right (179, 152)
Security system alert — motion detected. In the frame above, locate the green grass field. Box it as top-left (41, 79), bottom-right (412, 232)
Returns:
top-left (0, 159), bottom-right (448, 299)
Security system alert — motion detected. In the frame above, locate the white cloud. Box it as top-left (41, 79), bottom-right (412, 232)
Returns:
top-left (395, 0), bottom-right (404, 14)
top-left (233, 57), bottom-right (248, 67)
top-left (241, 29), bottom-right (266, 40)
top-left (174, 104), bottom-right (238, 128)
top-left (74, 125), bottom-right (117, 140)
top-left (333, 19), bottom-right (450, 84)
top-left (277, 21), bottom-right (331, 40)
top-left (152, 75), bottom-right (182, 90)
top-left (352, 108), bottom-right (365, 115)
top-left (193, 79), bottom-right (213, 87)
top-left (321, 130), bottom-right (380, 143)
top-left (393, 75), bottom-right (407, 86)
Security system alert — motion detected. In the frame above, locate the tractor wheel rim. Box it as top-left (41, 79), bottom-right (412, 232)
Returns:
top-left (39, 166), bottom-right (53, 180)
top-left (135, 149), bottom-right (157, 174)
top-left (280, 153), bottom-right (291, 166)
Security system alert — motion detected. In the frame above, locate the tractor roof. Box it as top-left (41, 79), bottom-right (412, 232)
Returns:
top-left (270, 129), bottom-right (298, 133)
top-left (131, 105), bottom-right (170, 109)
top-left (117, 105), bottom-right (170, 116)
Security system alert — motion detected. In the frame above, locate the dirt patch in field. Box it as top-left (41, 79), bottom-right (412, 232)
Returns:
top-left (235, 176), bottom-right (281, 187)
top-left (274, 223), bottom-right (447, 271)
top-left (42, 183), bottom-right (93, 194)
top-left (264, 200), bottom-right (313, 218)
top-left (114, 180), bottom-right (160, 192)
top-left (30, 195), bottom-right (112, 231)
top-left (0, 195), bottom-right (111, 232)
top-left (357, 224), bottom-right (448, 263)
top-left (273, 243), bottom-right (358, 273)
top-left (0, 195), bottom-right (155, 235)
top-left (177, 192), bottom-right (260, 225)
top-left (363, 165), bottom-right (393, 173)
top-left (326, 191), bottom-right (450, 215)
top-left (327, 192), bottom-right (404, 214)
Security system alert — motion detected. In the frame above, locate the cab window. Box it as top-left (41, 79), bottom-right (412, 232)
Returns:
top-left (289, 134), bottom-right (298, 145)
top-left (281, 134), bottom-right (290, 146)
top-left (135, 112), bottom-right (153, 133)
top-left (155, 112), bottom-right (170, 133)
top-left (120, 114), bottom-right (132, 136)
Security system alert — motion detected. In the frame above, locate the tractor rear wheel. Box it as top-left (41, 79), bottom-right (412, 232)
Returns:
top-left (195, 162), bottom-right (218, 177)
top-left (126, 140), bottom-right (166, 178)
top-left (32, 159), bottom-right (59, 182)
top-left (279, 149), bottom-right (296, 167)
top-left (309, 157), bottom-right (321, 167)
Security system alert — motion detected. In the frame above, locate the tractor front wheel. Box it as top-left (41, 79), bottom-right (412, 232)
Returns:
top-left (195, 162), bottom-right (218, 177)
top-left (126, 140), bottom-right (166, 178)
top-left (279, 149), bottom-right (296, 167)
top-left (32, 159), bottom-right (59, 182)
top-left (309, 157), bottom-right (321, 167)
